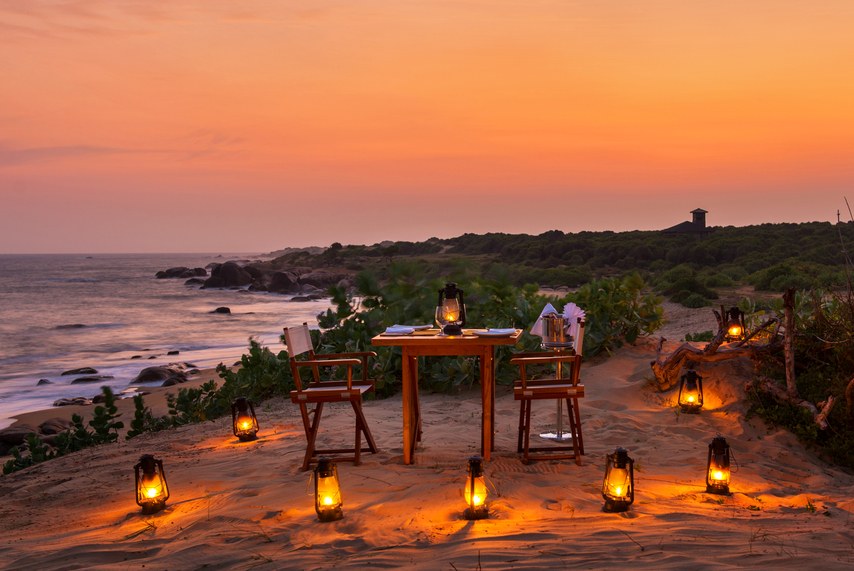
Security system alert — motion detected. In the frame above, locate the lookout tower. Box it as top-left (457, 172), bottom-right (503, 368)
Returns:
top-left (663, 208), bottom-right (711, 235)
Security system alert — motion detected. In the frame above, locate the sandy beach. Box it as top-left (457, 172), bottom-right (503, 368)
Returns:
top-left (1, 305), bottom-right (853, 570)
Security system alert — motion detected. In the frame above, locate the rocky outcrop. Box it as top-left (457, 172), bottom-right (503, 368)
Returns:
top-left (131, 366), bottom-right (188, 386)
top-left (53, 397), bottom-right (91, 406)
top-left (70, 375), bottom-right (114, 384)
top-left (61, 367), bottom-right (97, 376)
top-left (203, 262), bottom-right (253, 289)
top-left (156, 267), bottom-right (207, 279)
top-left (211, 307), bottom-right (231, 314)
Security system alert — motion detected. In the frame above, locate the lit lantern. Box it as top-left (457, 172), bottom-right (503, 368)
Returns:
top-left (134, 454), bottom-right (170, 514)
top-left (314, 457), bottom-right (343, 522)
top-left (463, 455), bottom-right (488, 520)
top-left (231, 397), bottom-right (259, 441)
top-left (706, 435), bottom-right (732, 495)
top-left (724, 307), bottom-right (746, 342)
top-left (677, 369), bottom-right (704, 413)
top-left (436, 282), bottom-right (466, 336)
top-left (602, 447), bottom-right (634, 513)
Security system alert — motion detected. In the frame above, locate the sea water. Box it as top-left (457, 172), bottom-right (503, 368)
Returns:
top-left (0, 253), bottom-right (332, 429)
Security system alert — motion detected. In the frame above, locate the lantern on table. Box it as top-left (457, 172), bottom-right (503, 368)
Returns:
top-left (706, 435), bottom-right (732, 495)
top-left (463, 455), bottom-right (488, 520)
top-left (602, 447), bottom-right (634, 513)
top-left (314, 457), bottom-right (343, 522)
top-left (724, 307), bottom-right (746, 342)
top-left (134, 454), bottom-right (170, 514)
top-left (677, 370), bottom-right (704, 413)
top-left (231, 397), bottom-right (259, 441)
top-left (436, 282), bottom-right (466, 336)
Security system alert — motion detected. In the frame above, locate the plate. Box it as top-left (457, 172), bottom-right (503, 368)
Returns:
top-left (472, 328), bottom-right (516, 337)
top-left (393, 324), bottom-right (432, 330)
top-left (382, 326), bottom-right (415, 336)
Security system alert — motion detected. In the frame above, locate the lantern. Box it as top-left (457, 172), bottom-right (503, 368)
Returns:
top-left (463, 455), bottom-right (488, 520)
top-left (706, 435), bottom-right (731, 495)
top-left (231, 397), bottom-right (259, 441)
top-left (314, 457), bottom-right (343, 522)
top-left (602, 447), bottom-right (634, 513)
top-left (134, 454), bottom-right (170, 514)
top-left (436, 282), bottom-right (466, 336)
top-left (724, 307), bottom-right (746, 342)
top-left (677, 370), bottom-right (704, 413)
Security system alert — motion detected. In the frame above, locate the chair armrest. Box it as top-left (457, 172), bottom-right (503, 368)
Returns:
top-left (510, 355), bottom-right (578, 366)
top-left (316, 351), bottom-right (377, 359)
top-left (294, 358), bottom-right (362, 368)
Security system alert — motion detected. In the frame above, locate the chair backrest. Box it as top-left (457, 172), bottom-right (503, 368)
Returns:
top-left (284, 323), bottom-right (318, 390)
top-left (574, 317), bottom-right (586, 357)
top-left (284, 323), bottom-right (314, 357)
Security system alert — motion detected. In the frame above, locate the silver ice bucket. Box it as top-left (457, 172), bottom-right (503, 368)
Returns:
top-left (541, 313), bottom-right (574, 349)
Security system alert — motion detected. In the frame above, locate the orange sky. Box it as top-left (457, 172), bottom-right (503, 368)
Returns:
top-left (1, 1), bottom-right (853, 253)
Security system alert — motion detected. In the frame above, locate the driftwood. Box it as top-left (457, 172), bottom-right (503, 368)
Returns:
top-left (746, 377), bottom-right (837, 431)
top-left (653, 290), bottom-right (840, 430)
top-left (650, 316), bottom-right (781, 391)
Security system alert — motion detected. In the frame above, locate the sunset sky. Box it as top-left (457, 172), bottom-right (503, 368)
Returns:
top-left (2, 1), bottom-right (853, 253)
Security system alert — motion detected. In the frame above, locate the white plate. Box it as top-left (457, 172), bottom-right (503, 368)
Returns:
top-left (472, 328), bottom-right (516, 337)
top-left (382, 326), bottom-right (415, 336)
top-left (393, 324), bottom-right (432, 330)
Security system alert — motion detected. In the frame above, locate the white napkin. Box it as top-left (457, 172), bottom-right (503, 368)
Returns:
top-left (530, 302), bottom-right (558, 338)
top-left (384, 325), bottom-right (415, 335)
top-left (562, 302), bottom-right (586, 340)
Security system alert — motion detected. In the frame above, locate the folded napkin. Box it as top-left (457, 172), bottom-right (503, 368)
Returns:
top-left (384, 325), bottom-right (415, 335)
top-left (530, 302), bottom-right (586, 340)
top-left (529, 302), bottom-right (558, 338)
top-left (562, 302), bottom-right (586, 340)
top-left (393, 324), bottom-right (432, 330)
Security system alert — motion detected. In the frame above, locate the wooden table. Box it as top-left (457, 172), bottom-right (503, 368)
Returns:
top-left (371, 329), bottom-right (522, 464)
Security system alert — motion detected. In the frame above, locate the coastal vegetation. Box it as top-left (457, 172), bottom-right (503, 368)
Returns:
top-left (4, 219), bottom-right (853, 473)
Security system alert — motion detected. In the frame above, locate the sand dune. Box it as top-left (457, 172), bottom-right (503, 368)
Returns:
top-left (1, 335), bottom-right (853, 570)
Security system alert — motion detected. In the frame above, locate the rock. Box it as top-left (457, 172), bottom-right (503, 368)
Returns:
top-left (167, 350), bottom-right (180, 355)
top-left (38, 418), bottom-right (73, 435)
top-left (269, 271), bottom-right (301, 294)
top-left (53, 397), bottom-right (90, 406)
top-left (308, 293), bottom-right (327, 300)
top-left (55, 323), bottom-right (86, 329)
top-left (70, 375), bottom-right (114, 384)
top-left (61, 367), bottom-right (97, 376)
top-left (37, 379), bottom-right (53, 385)
top-left (299, 270), bottom-right (349, 289)
top-left (211, 307), bottom-right (231, 314)
top-left (156, 267), bottom-right (207, 279)
top-left (202, 261), bottom-right (253, 288)
top-left (290, 296), bottom-right (312, 302)
top-left (184, 277), bottom-right (206, 286)
top-left (0, 425), bottom-right (38, 446)
top-left (132, 366), bottom-right (188, 386)
top-left (131, 355), bottom-right (142, 359)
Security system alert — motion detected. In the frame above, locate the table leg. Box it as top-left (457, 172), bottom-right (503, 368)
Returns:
top-left (481, 348), bottom-right (494, 461)
top-left (402, 349), bottom-right (414, 465)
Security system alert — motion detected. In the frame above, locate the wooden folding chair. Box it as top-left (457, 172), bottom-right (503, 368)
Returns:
top-left (284, 323), bottom-right (379, 471)
top-left (511, 320), bottom-right (586, 465)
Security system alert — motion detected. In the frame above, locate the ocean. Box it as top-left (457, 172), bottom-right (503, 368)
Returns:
top-left (0, 253), bottom-right (332, 429)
